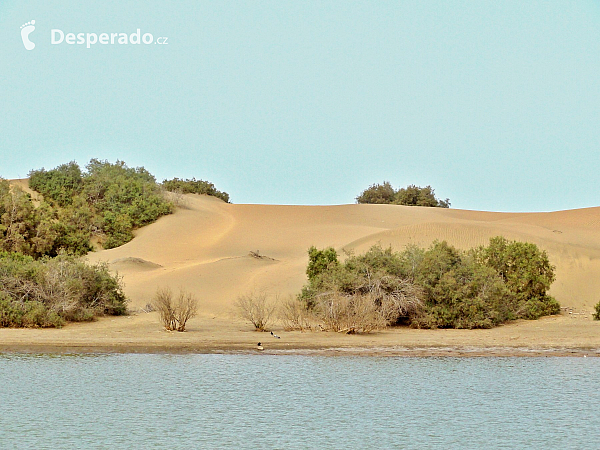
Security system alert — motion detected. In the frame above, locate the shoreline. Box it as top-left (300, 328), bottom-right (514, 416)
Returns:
top-left (1, 344), bottom-right (599, 357)
top-left (1, 312), bottom-right (598, 357)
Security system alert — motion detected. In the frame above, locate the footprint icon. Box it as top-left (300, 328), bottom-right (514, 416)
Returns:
top-left (20, 20), bottom-right (36, 50)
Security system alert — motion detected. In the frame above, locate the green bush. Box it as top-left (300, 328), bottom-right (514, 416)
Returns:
top-left (355, 182), bottom-right (396, 204)
top-left (29, 161), bottom-right (83, 207)
top-left (22, 301), bottom-right (64, 328)
top-left (25, 159), bottom-right (175, 252)
top-left (78, 159), bottom-right (174, 248)
top-left (593, 301), bottom-right (600, 320)
top-left (300, 238), bottom-right (559, 330)
top-left (413, 254), bottom-right (514, 329)
top-left (475, 236), bottom-right (556, 306)
top-left (162, 177), bottom-right (230, 203)
top-left (306, 246), bottom-right (339, 281)
top-left (396, 185), bottom-right (450, 208)
top-left (356, 182), bottom-right (450, 207)
top-left (0, 294), bottom-right (65, 328)
top-left (4, 161), bottom-right (230, 256)
top-left (0, 252), bottom-right (127, 328)
top-left (0, 292), bottom-right (25, 327)
top-left (414, 238), bottom-right (558, 327)
top-left (0, 179), bottom-right (61, 257)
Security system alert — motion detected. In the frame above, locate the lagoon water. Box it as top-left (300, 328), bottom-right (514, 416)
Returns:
top-left (0, 354), bottom-right (598, 449)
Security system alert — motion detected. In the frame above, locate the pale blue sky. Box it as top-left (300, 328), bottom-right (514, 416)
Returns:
top-left (1, 1), bottom-right (599, 211)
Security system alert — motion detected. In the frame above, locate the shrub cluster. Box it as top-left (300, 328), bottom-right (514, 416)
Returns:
top-left (0, 252), bottom-right (127, 328)
top-left (298, 246), bottom-right (425, 333)
top-left (0, 179), bottom-right (66, 257)
top-left (297, 237), bottom-right (559, 331)
top-left (162, 178), bottom-right (230, 203)
top-left (28, 159), bottom-right (174, 250)
top-left (356, 181), bottom-right (450, 208)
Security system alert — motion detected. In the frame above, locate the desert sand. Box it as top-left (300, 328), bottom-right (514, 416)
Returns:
top-left (1, 191), bottom-right (599, 355)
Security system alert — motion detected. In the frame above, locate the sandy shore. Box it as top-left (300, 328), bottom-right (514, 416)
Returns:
top-left (1, 312), bottom-right (599, 357)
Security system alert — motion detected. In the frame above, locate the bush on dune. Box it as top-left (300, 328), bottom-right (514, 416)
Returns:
top-left (29, 159), bottom-right (174, 250)
top-left (0, 179), bottom-right (66, 258)
top-left (395, 185), bottom-right (450, 208)
top-left (355, 181), bottom-right (396, 204)
top-left (356, 181), bottom-right (450, 208)
top-left (21, 160), bottom-right (230, 255)
top-left (162, 177), bottom-right (230, 203)
top-left (28, 161), bottom-right (83, 207)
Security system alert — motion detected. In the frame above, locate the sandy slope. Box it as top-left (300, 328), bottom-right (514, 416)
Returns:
top-left (2, 189), bottom-right (600, 354)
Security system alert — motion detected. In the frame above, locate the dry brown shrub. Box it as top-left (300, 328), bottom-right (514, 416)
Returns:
top-left (235, 291), bottom-right (276, 331)
top-left (152, 287), bottom-right (198, 331)
top-left (364, 275), bottom-right (424, 321)
top-left (174, 290), bottom-right (198, 331)
top-left (161, 188), bottom-right (190, 209)
top-left (314, 276), bottom-right (424, 334)
top-left (316, 292), bottom-right (386, 333)
top-left (279, 296), bottom-right (315, 331)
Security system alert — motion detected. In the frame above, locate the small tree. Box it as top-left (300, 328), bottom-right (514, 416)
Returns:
top-left (593, 300), bottom-right (600, 320)
top-left (173, 290), bottom-right (198, 331)
top-left (235, 291), bottom-right (276, 331)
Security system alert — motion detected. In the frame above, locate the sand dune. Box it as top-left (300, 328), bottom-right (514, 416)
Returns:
top-left (86, 195), bottom-right (600, 315)
top-left (3, 190), bottom-right (600, 353)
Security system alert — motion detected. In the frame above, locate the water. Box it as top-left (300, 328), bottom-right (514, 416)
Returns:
top-left (0, 354), bottom-right (598, 449)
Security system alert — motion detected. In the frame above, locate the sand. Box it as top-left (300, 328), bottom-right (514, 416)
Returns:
top-left (1, 190), bottom-right (599, 355)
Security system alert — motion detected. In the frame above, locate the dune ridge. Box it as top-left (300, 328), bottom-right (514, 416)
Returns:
top-left (86, 195), bottom-right (600, 315)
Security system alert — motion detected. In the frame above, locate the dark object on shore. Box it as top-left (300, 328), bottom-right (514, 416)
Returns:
top-left (271, 331), bottom-right (281, 339)
top-left (257, 342), bottom-right (263, 350)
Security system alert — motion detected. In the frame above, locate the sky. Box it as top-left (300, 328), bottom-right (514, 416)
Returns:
top-left (1, 1), bottom-right (599, 211)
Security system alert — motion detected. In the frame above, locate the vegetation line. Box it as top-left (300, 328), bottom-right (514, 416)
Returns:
top-left (286, 237), bottom-right (559, 332)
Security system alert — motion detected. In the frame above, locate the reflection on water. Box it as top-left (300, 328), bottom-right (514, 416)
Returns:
top-left (0, 354), bottom-right (598, 449)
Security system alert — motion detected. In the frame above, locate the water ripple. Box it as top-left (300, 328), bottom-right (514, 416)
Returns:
top-left (0, 354), bottom-right (598, 449)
